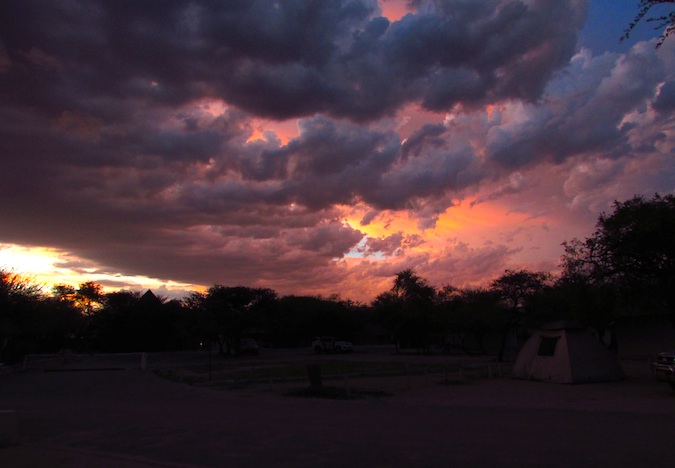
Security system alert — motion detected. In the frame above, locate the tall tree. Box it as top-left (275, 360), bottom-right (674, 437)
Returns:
top-left (373, 269), bottom-right (437, 353)
top-left (391, 269), bottom-right (437, 304)
top-left (491, 269), bottom-right (551, 313)
top-left (561, 194), bottom-right (675, 319)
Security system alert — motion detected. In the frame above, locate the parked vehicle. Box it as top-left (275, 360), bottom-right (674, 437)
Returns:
top-left (312, 336), bottom-right (354, 354)
top-left (652, 350), bottom-right (675, 390)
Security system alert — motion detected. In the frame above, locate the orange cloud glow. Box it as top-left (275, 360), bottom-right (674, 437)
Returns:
top-left (379, 0), bottom-right (411, 21)
top-left (246, 118), bottom-right (299, 145)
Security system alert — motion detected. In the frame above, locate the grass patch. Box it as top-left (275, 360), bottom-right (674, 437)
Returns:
top-left (168, 359), bottom-right (418, 383)
top-left (287, 385), bottom-right (391, 400)
top-left (153, 357), bottom-right (501, 390)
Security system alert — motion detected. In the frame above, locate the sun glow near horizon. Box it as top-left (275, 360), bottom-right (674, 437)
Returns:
top-left (0, 243), bottom-right (200, 298)
top-left (0, 244), bottom-right (64, 281)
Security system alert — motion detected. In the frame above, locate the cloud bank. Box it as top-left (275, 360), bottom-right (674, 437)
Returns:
top-left (1, 0), bottom-right (673, 301)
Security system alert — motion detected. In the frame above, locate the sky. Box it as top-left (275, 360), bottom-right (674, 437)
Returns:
top-left (1, 0), bottom-right (674, 303)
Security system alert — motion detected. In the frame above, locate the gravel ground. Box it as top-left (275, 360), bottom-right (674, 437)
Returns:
top-left (1, 357), bottom-right (674, 467)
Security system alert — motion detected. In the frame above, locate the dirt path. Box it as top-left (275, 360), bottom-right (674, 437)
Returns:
top-left (1, 362), bottom-right (674, 467)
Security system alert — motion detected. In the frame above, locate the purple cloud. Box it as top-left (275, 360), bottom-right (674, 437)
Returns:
top-left (1, 1), bottom-right (674, 301)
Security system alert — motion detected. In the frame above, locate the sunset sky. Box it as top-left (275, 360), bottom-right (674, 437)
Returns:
top-left (1, 0), bottom-right (674, 303)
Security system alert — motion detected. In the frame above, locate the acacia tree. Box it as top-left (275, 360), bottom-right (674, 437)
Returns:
top-left (491, 269), bottom-right (551, 313)
top-left (76, 281), bottom-right (104, 316)
top-left (52, 284), bottom-right (76, 303)
top-left (623, 1), bottom-right (675, 48)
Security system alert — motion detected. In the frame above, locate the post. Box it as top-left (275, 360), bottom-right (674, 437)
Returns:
top-left (208, 342), bottom-right (212, 381)
top-left (307, 364), bottom-right (322, 388)
top-left (405, 362), bottom-right (410, 390)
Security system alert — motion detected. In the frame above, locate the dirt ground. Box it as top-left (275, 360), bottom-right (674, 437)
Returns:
top-left (1, 357), bottom-right (675, 467)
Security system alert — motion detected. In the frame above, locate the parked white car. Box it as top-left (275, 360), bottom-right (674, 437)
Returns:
top-left (652, 350), bottom-right (675, 390)
top-left (312, 336), bottom-right (354, 354)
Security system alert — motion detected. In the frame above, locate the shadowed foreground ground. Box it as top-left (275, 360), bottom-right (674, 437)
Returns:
top-left (1, 360), bottom-right (675, 467)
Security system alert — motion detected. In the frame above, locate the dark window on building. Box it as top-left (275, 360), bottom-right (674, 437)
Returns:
top-left (538, 336), bottom-right (559, 356)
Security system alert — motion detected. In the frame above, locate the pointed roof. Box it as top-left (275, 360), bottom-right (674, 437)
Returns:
top-left (139, 289), bottom-right (161, 306)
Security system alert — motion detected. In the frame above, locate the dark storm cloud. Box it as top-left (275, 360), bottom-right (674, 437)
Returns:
top-left (362, 232), bottom-right (406, 256)
top-left (270, 116), bottom-right (405, 209)
top-left (286, 222), bottom-right (364, 257)
top-left (470, 173), bottom-right (527, 207)
top-left (0, 0), bottom-right (587, 122)
top-left (486, 42), bottom-right (673, 170)
top-left (400, 123), bottom-right (448, 159)
top-left (3, 0), bottom-right (673, 296)
top-left (359, 231), bottom-right (425, 256)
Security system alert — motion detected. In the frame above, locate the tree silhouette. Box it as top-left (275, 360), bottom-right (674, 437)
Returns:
top-left (373, 269), bottom-right (437, 353)
top-left (76, 281), bottom-right (103, 315)
top-left (622, 1), bottom-right (675, 48)
top-left (1, 270), bottom-right (83, 362)
top-left (436, 286), bottom-right (501, 355)
top-left (188, 285), bottom-right (276, 355)
top-left (562, 193), bottom-right (675, 320)
top-left (52, 284), bottom-right (76, 303)
top-left (491, 269), bottom-right (551, 313)
top-left (491, 269), bottom-right (551, 361)
top-left (90, 289), bottom-right (191, 352)
top-left (1, 270), bottom-right (42, 362)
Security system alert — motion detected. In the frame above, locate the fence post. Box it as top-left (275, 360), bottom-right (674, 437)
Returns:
top-left (307, 365), bottom-right (322, 388)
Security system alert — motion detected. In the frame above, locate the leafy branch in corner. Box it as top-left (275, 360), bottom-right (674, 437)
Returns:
top-left (622, 0), bottom-right (675, 48)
